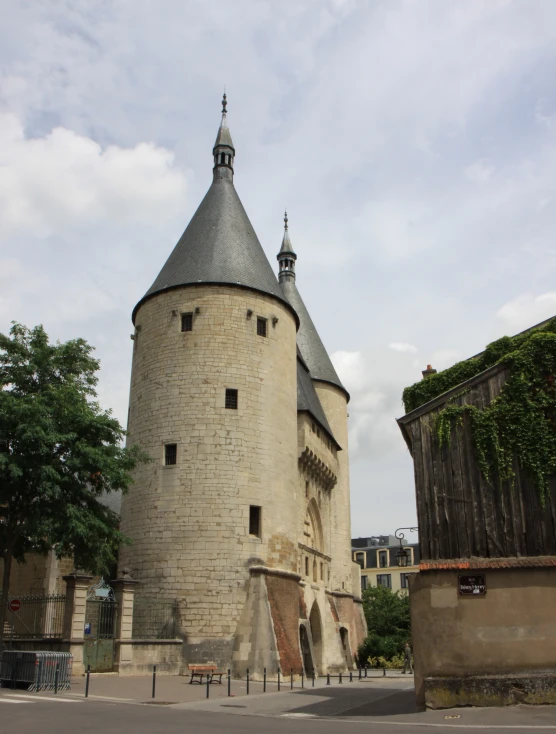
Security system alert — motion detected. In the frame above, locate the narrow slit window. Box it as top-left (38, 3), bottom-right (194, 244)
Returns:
top-left (225, 388), bottom-right (238, 410)
top-left (305, 557), bottom-right (309, 576)
top-left (256, 317), bottom-right (267, 337)
top-left (181, 313), bottom-right (193, 332)
top-left (220, 152), bottom-right (225, 164)
top-left (249, 505), bottom-right (261, 537)
top-left (165, 443), bottom-right (177, 466)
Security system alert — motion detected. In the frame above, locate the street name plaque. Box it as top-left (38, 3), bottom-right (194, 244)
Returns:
top-left (458, 575), bottom-right (486, 595)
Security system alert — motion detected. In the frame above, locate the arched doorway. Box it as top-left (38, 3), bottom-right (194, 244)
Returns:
top-left (340, 627), bottom-right (352, 669)
top-left (299, 624), bottom-right (314, 676)
top-left (309, 601), bottom-right (323, 673)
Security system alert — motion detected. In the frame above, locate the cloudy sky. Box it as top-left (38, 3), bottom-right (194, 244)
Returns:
top-left (2, 0), bottom-right (556, 541)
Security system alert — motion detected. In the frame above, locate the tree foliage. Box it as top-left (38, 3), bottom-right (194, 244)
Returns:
top-left (0, 323), bottom-right (149, 636)
top-left (358, 585), bottom-right (411, 664)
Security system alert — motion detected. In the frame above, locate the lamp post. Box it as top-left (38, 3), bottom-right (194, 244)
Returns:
top-left (394, 527), bottom-right (418, 567)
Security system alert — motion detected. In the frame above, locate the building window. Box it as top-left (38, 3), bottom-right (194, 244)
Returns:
top-left (355, 552), bottom-right (365, 568)
top-left (320, 562), bottom-right (324, 581)
top-left (377, 574), bottom-right (391, 589)
top-left (225, 389), bottom-right (238, 409)
top-left (164, 443), bottom-right (177, 466)
top-left (181, 313), bottom-right (193, 332)
top-left (313, 560), bottom-right (317, 582)
top-left (361, 575), bottom-right (368, 591)
top-left (305, 480), bottom-right (309, 498)
top-left (249, 506), bottom-right (261, 537)
top-left (305, 557), bottom-right (309, 576)
top-left (256, 317), bottom-right (267, 337)
top-left (401, 573), bottom-right (414, 589)
top-left (378, 550), bottom-right (388, 568)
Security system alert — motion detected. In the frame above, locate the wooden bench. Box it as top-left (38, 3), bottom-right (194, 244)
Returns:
top-left (188, 664), bottom-right (225, 684)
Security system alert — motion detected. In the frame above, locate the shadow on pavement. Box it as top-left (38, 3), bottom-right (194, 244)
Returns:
top-left (288, 685), bottom-right (417, 718)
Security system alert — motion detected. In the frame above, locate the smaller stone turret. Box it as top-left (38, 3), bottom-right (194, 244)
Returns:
top-left (277, 211), bottom-right (297, 283)
top-left (213, 93), bottom-right (235, 180)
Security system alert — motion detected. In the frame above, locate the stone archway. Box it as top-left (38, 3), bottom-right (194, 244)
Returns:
top-left (299, 624), bottom-right (314, 676)
top-left (340, 626), bottom-right (352, 669)
top-left (305, 499), bottom-right (324, 553)
top-left (309, 601), bottom-right (323, 673)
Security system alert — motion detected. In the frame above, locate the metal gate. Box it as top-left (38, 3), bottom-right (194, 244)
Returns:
top-left (83, 579), bottom-right (117, 673)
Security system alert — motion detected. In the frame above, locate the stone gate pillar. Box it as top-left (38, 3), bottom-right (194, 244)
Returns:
top-left (111, 569), bottom-right (140, 674)
top-left (62, 573), bottom-right (93, 676)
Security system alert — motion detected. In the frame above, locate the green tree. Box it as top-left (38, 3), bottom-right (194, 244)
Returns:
top-left (358, 585), bottom-right (411, 664)
top-left (0, 323), bottom-right (149, 640)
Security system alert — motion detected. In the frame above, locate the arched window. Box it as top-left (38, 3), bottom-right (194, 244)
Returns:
top-left (220, 152), bottom-right (225, 164)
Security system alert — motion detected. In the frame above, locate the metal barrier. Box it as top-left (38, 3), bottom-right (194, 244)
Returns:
top-left (0, 651), bottom-right (73, 692)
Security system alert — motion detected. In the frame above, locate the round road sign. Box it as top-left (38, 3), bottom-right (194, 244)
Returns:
top-left (8, 599), bottom-right (21, 613)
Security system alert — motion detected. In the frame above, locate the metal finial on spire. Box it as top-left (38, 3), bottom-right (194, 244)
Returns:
top-left (222, 93), bottom-right (227, 116)
top-left (284, 210), bottom-right (288, 230)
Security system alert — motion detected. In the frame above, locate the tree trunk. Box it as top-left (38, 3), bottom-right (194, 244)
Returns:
top-left (0, 548), bottom-right (13, 646)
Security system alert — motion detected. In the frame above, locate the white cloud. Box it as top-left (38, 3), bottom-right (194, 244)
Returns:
top-left (464, 159), bottom-right (494, 183)
top-left (497, 292), bottom-right (556, 333)
top-left (389, 342), bottom-right (418, 354)
top-left (0, 113), bottom-right (188, 238)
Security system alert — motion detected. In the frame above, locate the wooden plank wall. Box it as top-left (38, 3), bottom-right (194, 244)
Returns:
top-left (406, 367), bottom-right (556, 561)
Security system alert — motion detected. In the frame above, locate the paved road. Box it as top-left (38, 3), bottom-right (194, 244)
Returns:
top-left (1, 685), bottom-right (556, 733)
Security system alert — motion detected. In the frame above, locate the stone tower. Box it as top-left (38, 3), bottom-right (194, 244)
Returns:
top-left (119, 98), bottom-right (366, 675)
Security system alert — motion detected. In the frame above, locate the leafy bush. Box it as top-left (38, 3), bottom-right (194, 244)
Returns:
top-left (357, 585), bottom-right (410, 665)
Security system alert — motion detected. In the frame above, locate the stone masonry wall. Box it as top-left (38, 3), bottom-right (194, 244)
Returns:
top-left (119, 285), bottom-right (299, 658)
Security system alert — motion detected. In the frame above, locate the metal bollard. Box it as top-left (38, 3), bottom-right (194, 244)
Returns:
top-left (359, 667), bottom-right (361, 680)
top-left (228, 669), bottom-right (231, 697)
top-left (350, 671), bottom-right (353, 683)
top-left (326, 673), bottom-right (330, 686)
top-left (291, 669), bottom-right (293, 690)
top-left (263, 667), bottom-right (266, 693)
top-left (54, 663), bottom-right (59, 695)
top-left (301, 670), bottom-right (304, 689)
top-left (206, 673), bottom-right (210, 699)
top-left (339, 672), bottom-right (343, 684)
top-left (365, 666), bottom-right (368, 678)
top-left (152, 665), bottom-right (157, 698)
top-left (383, 667), bottom-right (386, 677)
top-left (246, 668), bottom-right (249, 695)
top-left (312, 672), bottom-right (315, 687)
top-left (278, 668), bottom-right (281, 691)
top-left (85, 665), bottom-right (90, 698)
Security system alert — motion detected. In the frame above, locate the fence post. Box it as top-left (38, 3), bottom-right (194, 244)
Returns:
top-left (263, 667), bottom-right (266, 692)
top-left (228, 669), bottom-right (231, 697)
top-left (111, 570), bottom-right (140, 675)
top-left (85, 665), bottom-right (90, 698)
top-left (62, 573), bottom-right (93, 677)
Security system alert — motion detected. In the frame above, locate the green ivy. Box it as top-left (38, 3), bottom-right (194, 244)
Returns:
top-left (402, 318), bottom-right (556, 505)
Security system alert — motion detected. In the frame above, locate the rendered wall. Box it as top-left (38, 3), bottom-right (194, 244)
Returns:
top-left (410, 568), bottom-right (556, 708)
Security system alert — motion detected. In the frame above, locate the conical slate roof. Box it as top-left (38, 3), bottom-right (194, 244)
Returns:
top-left (297, 352), bottom-right (341, 448)
top-left (133, 103), bottom-right (297, 324)
top-left (281, 279), bottom-right (348, 398)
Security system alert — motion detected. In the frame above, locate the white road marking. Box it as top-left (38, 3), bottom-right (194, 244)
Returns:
top-left (0, 698), bottom-right (31, 704)
top-left (1, 694), bottom-right (80, 703)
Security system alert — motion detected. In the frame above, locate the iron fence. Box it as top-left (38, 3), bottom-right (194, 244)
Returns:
top-left (132, 595), bottom-right (180, 639)
top-left (1, 593), bottom-right (66, 639)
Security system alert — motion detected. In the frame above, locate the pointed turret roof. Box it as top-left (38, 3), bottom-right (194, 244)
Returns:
top-left (279, 211), bottom-right (296, 256)
top-left (133, 97), bottom-right (297, 324)
top-left (278, 217), bottom-right (348, 398)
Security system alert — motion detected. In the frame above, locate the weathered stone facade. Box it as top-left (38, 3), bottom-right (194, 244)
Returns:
top-left (117, 101), bottom-right (367, 676)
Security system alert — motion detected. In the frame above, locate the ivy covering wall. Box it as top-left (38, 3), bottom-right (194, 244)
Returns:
top-left (402, 317), bottom-right (556, 505)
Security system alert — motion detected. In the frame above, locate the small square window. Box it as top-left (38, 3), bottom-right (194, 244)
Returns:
top-left (249, 505), bottom-right (261, 537)
top-left (225, 389), bottom-right (238, 410)
top-left (256, 317), bottom-right (267, 337)
top-left (181, 313), bottom-right (193, 332)
top-left (165, 443), bottom-right (177, 466)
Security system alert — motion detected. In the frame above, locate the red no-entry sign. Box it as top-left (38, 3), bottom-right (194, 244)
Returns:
top-left (8, 599), bottom-right (21, 613)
